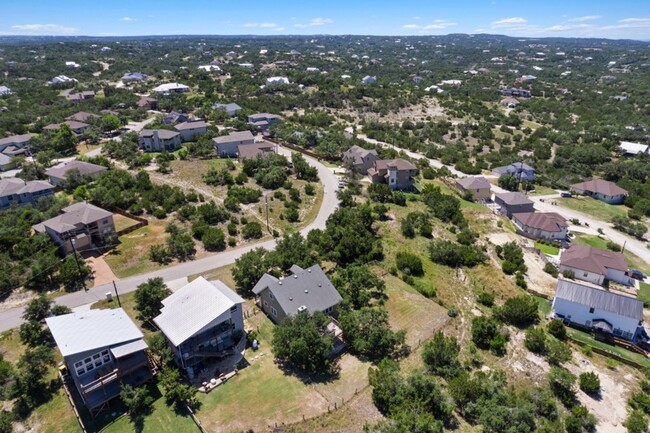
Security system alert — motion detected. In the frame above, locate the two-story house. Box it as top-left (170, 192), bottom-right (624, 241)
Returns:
top-left (174, 120), bottom-right (208, 142)
top-left (154, 277), bottom-right (245, 374)
top-left (33, 202), bottom-right (115, 254)
top-left (213, 103), bottom-right (242, 117)
top-left (455, 176), bottom-right (492, 201)
top-left (494, 192), bottom-right (535, 218)
top-left (247, 113), bottom-right (281, 132)
top-left (368, 159), bottom-right (418, 190)
top-left (252, 264), bottom-right (342, 324)
top-left (213, 130), bottom-right (255, 157)
top-left (139, 129), bottom-right (182, 152)
top-left (46, 308), bottom-right (152, 414)
top-left (342, 145), bottom-right (380, 175)
top-left (0, 178), bottom-right (54, 208)
top-left (492, 162), bottom-right (536, 182)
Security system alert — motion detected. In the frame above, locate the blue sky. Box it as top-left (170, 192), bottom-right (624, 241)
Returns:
top-left (1, 0), bottom-right (649, 40)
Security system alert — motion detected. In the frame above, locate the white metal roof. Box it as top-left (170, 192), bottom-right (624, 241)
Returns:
top-left (110, 339), bottom-right (149, 358)
top-left (46, 308), bottom-right (144, 357)
top-left (154, 277), bottom-right (244, 347)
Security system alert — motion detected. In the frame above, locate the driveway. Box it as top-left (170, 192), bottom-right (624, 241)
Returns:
top-left (0, 146), bottom-right (339, 332)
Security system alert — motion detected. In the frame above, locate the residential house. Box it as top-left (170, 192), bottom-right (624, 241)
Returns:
top-left (368, 159), bottom-right (418, 190)
top-left (136, 97), bottom-right (158, 110)
top-left (67, 91), bottom-right (96, 103)
top-left (0, 178), bottom-right (54, 208)
top-left (494, 192), bottom-right (535, 218)
top-left (0, 154), bottom-right (14, 171)
top-left (455, 176), bottom-right (492, 201)
top-left (45, 160), bottom-right (107, 186)
top-left (213, 102), bottom-right (242, 117)
top-left (33, 202), bottom-right (115, 254)
top-left (152, 82), bottom-right (190, 95)
top-left (252, 264), bottom-right (342, 324)
top-left (500, 97), bottom-right (520, 108)
top-left (154, 277), bottom-right (245, 373)
top-left (342, 145), bottom-right (380, 175)
top-left (0, 133), bottom-right (32, 162)
top-left (237, 142), bottom-right (275, 162)
top-left (266, 76), bottom-right (290, 86)
top-left (65, 61), bottom-right (80, 68)
top-left (213, 131), bottom-right (255, 157)
top-left (121, 72), bottom-right (148, 82)
top-left (512, 212), bottom-right (568, 240)
top-left (46, 308), bottom-right (152, 413)
top-left (0, 85), bottom-right (12, 96)
top-left (570, 179), bottom-right (628, 204)
top-left (66, 112), bottom-right (99, 123)
top-left (163, 111), bottom-right (189, 125)
top-left (44, 120), bottom-right (90, 135)
top-left (362, 75), bottom-right (377, 85)
top-left (248, 113), bottom-right (281, 132)
top-left (198, 65), bottom-right (221, 72)
top-left (48, 75), bottom-right (78, 85)
top-left (618, 141), bottom-right (649, 156)
top-left (552, 279), bottom-right (643, 340)
top-left (174, 120), bottom-right (208, 142)
top-left (139, 129), bottom-right (182, 152)
top-left (492, 162), bottom-right (536, 182)
top-left (500, 88), bottom-right (532, 98)
top-left (559, 244), bottom-right (631, 286)
top-left (239, 63), bottom-right (254, 69)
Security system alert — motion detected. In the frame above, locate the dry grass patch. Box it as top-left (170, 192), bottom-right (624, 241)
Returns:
top-left (104, 218), bottom-right (168, 278)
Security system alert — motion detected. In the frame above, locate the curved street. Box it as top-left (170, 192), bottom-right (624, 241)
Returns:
top-left (0, 146), bottom-right (339, 332)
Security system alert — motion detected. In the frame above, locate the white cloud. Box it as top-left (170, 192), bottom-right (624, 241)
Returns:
top-left (310, 18), bottom-right (333, 26)
top-left (618, 17), bottom-right (650, 24)
top-left (423, 19), bottom-right (457, 30)
top-left (545, 23), bottom-right (593, 31)
top-left (403, 24), bottom-right (420, 29)
top-left (259, 22), bottom-right (278, 28)
top-left (294, 23), bottom-right (308, 28)
top-left (273, 27), bottom-right (286, 32)
top-left (567, 15), bottom-right (602, 22)
top-left (491, 17), bottom-right (527, 27)
top-left (119, 17), bottom-right (135, 22)
top-left (11, 23), bottom-right (76, 34)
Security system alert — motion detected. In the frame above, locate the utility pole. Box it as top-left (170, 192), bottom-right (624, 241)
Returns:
top-left (69, 238), bottom-right (87, 292)
top-left (112, 280), bottom-right (122, 307)
top-left (265, 194), bottom-right (270, 233)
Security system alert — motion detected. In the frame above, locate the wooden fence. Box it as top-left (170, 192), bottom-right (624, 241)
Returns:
top-left (112, 206), bottom-right (149, 236)
top-left (58, 372), bottom-right (89, 433)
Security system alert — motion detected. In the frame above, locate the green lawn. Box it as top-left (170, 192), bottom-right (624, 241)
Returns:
top-left (638, 282), bottom-right (650, 308)
top-left (535, 241), bottom-right (559, 256)
top-left (557, 196), bottom-right (629, 223)
top-left (534, 296), bottom-right (552, 316)
top-left (567, 327), bottom-right (650, 367)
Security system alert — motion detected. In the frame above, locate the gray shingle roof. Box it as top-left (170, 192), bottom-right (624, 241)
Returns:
top-left (0, 178), bottom-right (53, 198)
top-left (570, 179), bottom-right (628, 197)
top-left (154, 277), bottom-right (244, 347)
top-left (555, 279), bottom-right (643, 320)
top-left (342, 145), bottom-right (378, 164)
top-left (252, 264), bottom-right (342, 317)
top-left (33, 202), bottom-right (112, 234)
top-left (140, 129), bottom-right (180, 140)
top-left (0, 134), bottom-right (32, 147)
top-left (495, 192), bottom-right (533, 206)
top-left (213, 130), bottom-right (254, 144)
top-left (174, 120), bottom-right (208, 131)
top-left (456, 176), bottom-right (491, 191)
top-left (560, 244), bottom-right (628, 274)
top-left (46, 308), bottom-right (145, 357)
top-left (45, 160), bottom-right (107, 180)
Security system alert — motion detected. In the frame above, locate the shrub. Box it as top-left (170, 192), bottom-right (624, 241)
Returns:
top-left (456, 228), bottom-right (478, 245)
top-left (524, 327), bottom-right (546, 354)
top-left (562, 269), bottom-right (575, 279)
top-left (546, 339), bottom-right (572, 365)
top-left (495, 295), bottom-right (538, 327)
top-left (242, 222), bottom-right (263, 239)
top-left (304, 183), bottom-right (315, 195)
top-left (227, 237), bottom-right (237, 247)
top-left (428, 239), bottom-right (487, 268)
top-left (149, 244), bottom-right (171, 264)
top-left (606, 241), bottom-right (622, 252)
top-left (477, 291), bottom-right (495, 307)
top-left (543, 262), bottom-right (559, 277)
top-left (395, 252), bottom-right (423, 276)
top-left (201, 227), bottom-right (226, 251)
top-left (579, 372), bottom-right (600, 394)
top-left (548, 366), bottom-right (576, 407)
top-left (547, 320), bottom-right (567, 340)
top-left (471, 316), bottom-right (499, 350)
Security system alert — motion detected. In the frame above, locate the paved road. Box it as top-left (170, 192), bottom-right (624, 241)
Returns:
top-left (0, 147), bottom-right (339, 332)
top-left (350, 129), bottom-right (650, 264)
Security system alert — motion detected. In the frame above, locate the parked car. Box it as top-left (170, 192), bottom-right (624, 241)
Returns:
top-left (337, 180), bottom-right (345, 189)
top-left (560, 191), bottom-right (572, 198)
top-left (630, 269), bottom-right (646, 280)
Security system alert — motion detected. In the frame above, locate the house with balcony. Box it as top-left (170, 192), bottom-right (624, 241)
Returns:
top-left (0, 178), bottom-right (54, 208)
top-left (46, 308), bottom-right (152, 414)
top-left (252, 264), bottom-right (342, 324)
top-left (214, 130), bottom-right (255, 157)
top-left (342, 145), bottom-right (380, 175)
top-left (247, 113), bottom-right (281, 132)
top-left (154, 277), bottom-right (245, 375)
top-left (33, 202), bottom-right (115, 254)
top-left (139, 129), bottom-right (181, 152)
top-left (368, 159), bottom-right (418, 190)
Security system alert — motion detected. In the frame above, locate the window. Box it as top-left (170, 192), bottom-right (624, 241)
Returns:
top-left (230, 305), bottom-right (238, 312)
top-left (263, 300), bottom-right (268, 307)
top-left (271, 307), bottom-right (277, 317)
top-left (589, 307), bottom-right (594, 314)
top-left (269, 292), bottom-right (274, 300)
top-left (583, 272), bottom-right (588, 278)
top-left (74, 361), bottom-right (85, 376)
top-left (102, 219), bottom-right (108, 224)
top-left (325, 306), bottom-right (333, 314)
top-left (101, 350), bottom-right (110, 363)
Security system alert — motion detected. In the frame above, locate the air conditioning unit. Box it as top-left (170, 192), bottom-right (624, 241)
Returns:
top-left (297, 305), bottom-right (307, 313)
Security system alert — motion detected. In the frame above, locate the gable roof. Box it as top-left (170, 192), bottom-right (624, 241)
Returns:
top-left (560, 244), bottom-right (628, 275)
top-left (33, 202), bottom-right (113, 234)
top-left (373, 158), bottom-right (417, 171)
top-left (45, 160), bottom-right (107, 180)
top-left (342, 145), bottom-right (379, 164)
top-left (252, 264), bottom-right (342, 317)
top-left (571, 179), bottom-right (628, 197)
top-left (456, 176), bottom-right (491, 191)
top-left (555, 279), bottom-right (642, 321)
top-left (66, 112), bottom-right (99, 122)
top-left (140, 129), bottom-right (180, 140)
top-left (0, 134), bottom-right (32, 148)
top-left (237, 142), bottom-right (275, 160)
top-left (154, 277), bottom-right (244, 347)
top-left (513, 212), bottom-right (568, 233)
top-left (174, 120), bottom-right (208, 131)
top-left (152, 82), bottom-right (189, 93)
top-left (213, 130), bottom-right (254, 144)
top-left (619, 141), bottom-right (649, 155)
top-left (0, 178), bottom-right (53, 197)
top-left (493, 162), bottom-right (535, 175)
top-left (495, 191), bottom-right (534, 206)
top-left (46, 308), bottom-right (145, 357)
top-left (214, 102), bottom-right (242, 112)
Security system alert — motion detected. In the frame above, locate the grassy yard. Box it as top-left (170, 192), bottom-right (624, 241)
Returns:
top-left (534, 295), bottom-right (552, 316)
top-left (638, 282), bottom-right (650, 308)
top-left (76, 142), bottom-right (101, 155)
top-left (535, 241), bottom-right (559, 256)
top-left (557, 196), bottom-right (629, 223)
top-left (112, 213), bottom-right (142, 232)
top-left (567, 327), bottom-right (650, 367)
top-left (104, 220), bottom-right (167, 278)
top-left (528, 186), bottom-right (557, 196)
